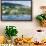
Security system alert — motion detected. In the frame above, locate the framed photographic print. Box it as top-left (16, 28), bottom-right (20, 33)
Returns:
top-left (1, 0), bottom-right (32, 21)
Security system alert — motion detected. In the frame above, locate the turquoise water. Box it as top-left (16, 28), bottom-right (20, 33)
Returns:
top-left (2, 15), bottom-right (32, 20)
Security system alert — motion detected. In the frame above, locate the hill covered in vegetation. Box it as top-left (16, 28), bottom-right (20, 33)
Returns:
top-left (2, 3), bottom-right (31, 15)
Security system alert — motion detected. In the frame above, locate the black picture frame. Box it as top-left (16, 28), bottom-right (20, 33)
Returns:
top-left (1, 0), bottom-right (32, 21)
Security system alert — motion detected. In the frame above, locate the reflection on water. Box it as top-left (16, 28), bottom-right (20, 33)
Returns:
top-left (2, 15), bottom-right (31, 20)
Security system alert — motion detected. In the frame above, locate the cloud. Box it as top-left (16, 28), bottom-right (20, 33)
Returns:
top-left (2, 1), bottom-right (31, 7)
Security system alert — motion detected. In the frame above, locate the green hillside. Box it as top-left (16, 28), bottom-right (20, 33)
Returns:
top-left (2, 3), bottom-right (31, 15)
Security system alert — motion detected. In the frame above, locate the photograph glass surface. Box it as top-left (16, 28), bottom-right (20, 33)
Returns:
top-left (1, 0), bottom-right (32, 21)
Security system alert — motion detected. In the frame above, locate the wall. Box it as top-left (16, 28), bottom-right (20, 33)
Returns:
top-left (0, 0), bottom-right (46, 40)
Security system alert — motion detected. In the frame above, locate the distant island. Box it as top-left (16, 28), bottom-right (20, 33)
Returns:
top-left (2, 3), bottom-right (31, 15)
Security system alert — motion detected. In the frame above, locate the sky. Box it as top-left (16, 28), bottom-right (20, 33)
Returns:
top-left (2, 0), bottom-right (32, 1)
top-left (2, 1), bottom-right (31, 7)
